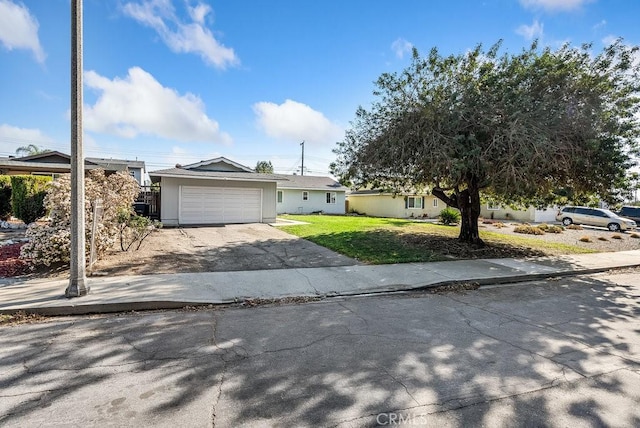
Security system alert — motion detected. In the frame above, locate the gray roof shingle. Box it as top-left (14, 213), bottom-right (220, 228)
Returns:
top-left (276, 175), bottom-right (348, 191)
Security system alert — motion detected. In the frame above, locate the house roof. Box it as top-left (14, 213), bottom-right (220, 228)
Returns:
top-left (86, 157), bottom-right (145, 169)
top-left (0, 158), bottom-right (105, 174)
top-left (182, 157), bottom-right (254, 172)
top-left (148, 167), bottom-right (283, 183)
top-left (276, 175), bottom-right (348, 191)
top-left (348, 189), bottom-right (431, 196)
top-left (0, 152), bottom-right (146, 176)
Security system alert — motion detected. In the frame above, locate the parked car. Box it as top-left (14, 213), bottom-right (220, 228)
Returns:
top-left (555, 206), bottom-right (637, 232)
top-left (616, 206), bottom-right (640, 224)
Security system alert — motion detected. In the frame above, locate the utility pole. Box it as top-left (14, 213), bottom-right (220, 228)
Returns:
top-left (66, 0), bottom-right (88, 297)
top-left (300, 140), bottom-right (304, 176)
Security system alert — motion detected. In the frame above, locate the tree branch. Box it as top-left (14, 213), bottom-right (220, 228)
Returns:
top-left (432, 187), bottom-right (459, 209)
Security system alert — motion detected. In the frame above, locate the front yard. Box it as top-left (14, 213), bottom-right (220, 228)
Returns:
top-left (279, 215), bottom-right (640, 264)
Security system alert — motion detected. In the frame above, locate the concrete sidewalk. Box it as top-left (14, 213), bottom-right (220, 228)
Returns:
top-left (1, 250), bottom-right (639, 315)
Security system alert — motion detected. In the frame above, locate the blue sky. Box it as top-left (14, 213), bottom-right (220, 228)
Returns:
top-left (1, 0), bottom-right (639, 176)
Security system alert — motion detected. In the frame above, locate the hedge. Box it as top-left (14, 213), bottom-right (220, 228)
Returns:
top-left (10, 175), bottom-right (52, 224)
top-left (0, 176), bottom-right (11, 221)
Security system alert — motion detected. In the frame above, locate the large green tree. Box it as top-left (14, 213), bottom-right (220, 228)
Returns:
top-left (332, 40), bottom-right (640, 246)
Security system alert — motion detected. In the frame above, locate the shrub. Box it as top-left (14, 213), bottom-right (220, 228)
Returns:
top-left (9, 175), bottom-right (51, 224)
top-left (566, 224), bottom-right (583, 230)
top-left (117, 210), bottom-right (162, 251)
top-left (514, 225), bottom-right (545, 235)
top-left (611, 234), bottom-right (623, 239)
top-left (0, 176), bottom-right (11, 221)
top-left (439, 207), bottom-right (461, 225)
top-left (542, 225), bottom-right (563, 233)
top-left (21, 169), bottom-right (140, 267)
top-left (579, 236), bottom-right (592, 242)
top-left (597, 236), bottom-right (609, 241)
top-left (630, 233), bottom-right (640, 239)
top-left (493, 222), bottom-right (506, 228)
top-left (537, 223), bottom-right (549, 230)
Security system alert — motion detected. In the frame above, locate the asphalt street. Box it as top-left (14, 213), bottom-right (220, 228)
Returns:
top-left (1, 270), bottom-right (639, 427)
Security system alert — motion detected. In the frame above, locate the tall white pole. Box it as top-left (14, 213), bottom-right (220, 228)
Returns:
top-left (66, 0), bottom-right (88, 297)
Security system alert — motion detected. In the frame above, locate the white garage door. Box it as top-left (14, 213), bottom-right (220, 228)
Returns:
top-left (179, 186), bottom-right (262, 224)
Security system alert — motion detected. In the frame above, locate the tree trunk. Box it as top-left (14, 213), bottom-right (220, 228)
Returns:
top-left (432, 184), bottom-right (484, 247)
top-left (456, 188), bottom-right (484, 247)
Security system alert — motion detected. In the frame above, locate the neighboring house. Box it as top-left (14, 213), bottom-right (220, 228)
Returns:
top-left (480, 202), bottom-right (559, 223)
top-left (0, 151), bottom-right (148, 186)
top-left (276, 175), bottom-right (347, 215)
top-left (86, 157), bottom-right (148, 186)
top-left (347, 190), bottom-right (444, 219)
top-left (149, 157), bottom-right (279, 226)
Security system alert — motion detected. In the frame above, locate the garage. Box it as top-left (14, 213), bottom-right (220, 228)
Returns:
top-left (149, 157), bottom-right (279, 226)
top-left (179, 186), bottom-right (262, 224)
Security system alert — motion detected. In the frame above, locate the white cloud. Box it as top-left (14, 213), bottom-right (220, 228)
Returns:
top-left (0, 124), bottom-right (53, 154)
top-left (602, 34), bottom-right (618, 46)
top-left (391, 38), bottom-right (413, 59)
top-left (520, 0), bottom-right (593, 12)
top-left (253, 99), bottom-right (343, 146)
top-left (0, 0), bottom-right (45, 63)
top-left (516, 20), bottom-right (544, 40)
top-left (0, 124), bottom-right (52, 144)
top-left (84, 67), bottom-right (232, 144)
top-left (122, 0), bottom-right (238, 69)
top-left (593, 19), bottom-right (607, 31)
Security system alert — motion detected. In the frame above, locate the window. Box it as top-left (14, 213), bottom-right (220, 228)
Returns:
top-left (407, 196), bottom-right (422, 209)
top-left (326, 192), bottom-right (336, 204)
top-left (433, 198), bottom-right (438, 207)
top-left (302, 191), bottom-right (309, 201)
top-left (277, 190), bottom-right (283, 203)
top-left (487, 201), bottom-right (500, 210)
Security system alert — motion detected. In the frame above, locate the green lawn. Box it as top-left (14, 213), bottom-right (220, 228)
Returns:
top-left (279, 215), bottom-right (594, 264)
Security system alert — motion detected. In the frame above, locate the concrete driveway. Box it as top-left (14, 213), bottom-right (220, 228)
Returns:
top-left (91, 223), bottom-right (358, 276)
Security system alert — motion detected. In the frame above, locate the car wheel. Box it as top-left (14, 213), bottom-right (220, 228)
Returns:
top-left (607, 223), bottom-right (621, 232)
top-left (562, 217), bottom-right (573, 226)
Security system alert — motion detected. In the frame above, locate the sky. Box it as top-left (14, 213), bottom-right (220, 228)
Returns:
top-left (0, 0), bottom-right (639, 177)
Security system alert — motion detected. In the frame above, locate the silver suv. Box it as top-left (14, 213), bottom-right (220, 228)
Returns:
top-left (556, 206), bottom-right (637, 232)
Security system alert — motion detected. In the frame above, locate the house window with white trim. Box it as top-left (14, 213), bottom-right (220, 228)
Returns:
top-left (407, 196), bottom-right (423, 209)
top-left (277, 190), bottom-right (283, 203)
top-left (433, 198), bottom-right (438, 207)
top-left (302, 191), bottom-right (309, 201)
top-left (326, 192), bottom-right (336, 204)
top-left (487, 201), bottom-right (500, 210)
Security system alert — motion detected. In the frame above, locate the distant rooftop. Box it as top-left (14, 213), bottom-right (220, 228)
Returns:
top-left (276, 175), bottom-right (348, 191)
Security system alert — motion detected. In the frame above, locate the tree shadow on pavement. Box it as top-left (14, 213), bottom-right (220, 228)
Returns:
top-left (0, 273), bottom-right (639, 426)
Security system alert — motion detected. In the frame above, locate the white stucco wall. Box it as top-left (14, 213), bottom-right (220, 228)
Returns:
top-left (347, 194), bottom-right (443, 219)
top-left (159, 176), bottom-right (277, 225)
top-left (479, 205), bottom-right (559, 223)
top-left (276, 189), bottom-right (346, 214)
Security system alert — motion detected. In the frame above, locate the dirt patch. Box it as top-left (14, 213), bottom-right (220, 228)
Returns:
top-left (479, 222), bottom-right (640, 253)
top-left (400, 233), bottom-right (549, 259)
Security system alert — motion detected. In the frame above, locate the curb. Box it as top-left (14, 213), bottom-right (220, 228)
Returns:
top-left (3, 264), bottom-right (637, 317)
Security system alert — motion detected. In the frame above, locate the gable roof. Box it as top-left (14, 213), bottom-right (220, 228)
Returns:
top-left (276, 175), bottom-right (348, 191)
top-left (0, 158), bottom-right (103, 174)
top-left (1, 151), bottom-right (146, 175)
top-left (148, 167), bottom-right (282, 183)
top-left (182, 157), bottom-right (254, 173)
top-left (13, 151), bottom-right (98, 165)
